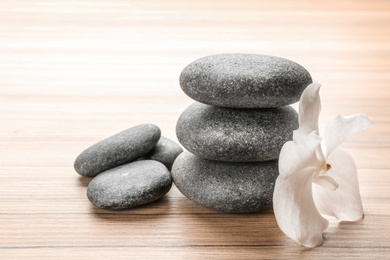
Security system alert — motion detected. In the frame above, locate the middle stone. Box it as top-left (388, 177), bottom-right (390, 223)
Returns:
top-left (176, 102), bottom-right (298, 162)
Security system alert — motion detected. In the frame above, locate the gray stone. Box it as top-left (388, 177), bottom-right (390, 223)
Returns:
top-left (142, 136), bottom-right (183, 170)
top-left (171, 151), bottom-right (278, 213)
top-left (87, 160), bottom-right (172, 210)
top-left (176, 102), bottom-right (298, 162)
top-left (180, 53), bottom-right (312, 108)
top-left (74, 124), bottom-right (161, 177)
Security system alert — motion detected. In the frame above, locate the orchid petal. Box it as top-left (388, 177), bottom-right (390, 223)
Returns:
top-left (312, 148), bottom-right (364, 221)
top-left (273, 167), bottom-right (329, 248)
top-left (293, 82), bottom-right (322, 140)
top-left (279, 131), bottom-right (323, 179)
top-left (321, 113), bottom-right (373, 157)
top-left (274, 133), bottom-right (328, 248)
top-left (313, 175), bottom-right (339, 190)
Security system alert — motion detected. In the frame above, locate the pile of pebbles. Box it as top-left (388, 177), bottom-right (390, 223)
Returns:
top-left (172, 54), bottom-right (312, 213)
top-left (74, 124), bottom-right (183, 210)
top-left (74, 53), bottom-right (312, 213)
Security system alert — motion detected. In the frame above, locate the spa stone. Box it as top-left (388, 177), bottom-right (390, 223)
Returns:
top-left (143, 136), bottom-right (183, 170)
top-left (74, 124), bottom-right (161, 177)
top-left (87, 160), bottom-right (172, 210)
top-left (171, 151), bottom-right (279, 213)
top-left (180, 53), bottom-right (312, 108)
top-left (176, 102), bottom-right (298, 162)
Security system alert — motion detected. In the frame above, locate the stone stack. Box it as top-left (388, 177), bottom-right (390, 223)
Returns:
top-left (172, 54), bottom-right (312, 213)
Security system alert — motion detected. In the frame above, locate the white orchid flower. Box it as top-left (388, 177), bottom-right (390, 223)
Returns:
top-left (273, 82), bottom-right (372, 248)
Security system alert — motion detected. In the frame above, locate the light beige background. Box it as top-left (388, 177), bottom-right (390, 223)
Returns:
top-left (0, 0), bottom-right (389, 258)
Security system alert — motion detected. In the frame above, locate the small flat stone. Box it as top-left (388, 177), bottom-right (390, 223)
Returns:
top-left (74, 124), bottom-right (161, 177)
top-left (180, 53), bottom-right (312, 108)
top-left (87, 160), bottom-right (172, 210)
top-left (143, 136), bottom-right (183, 170)
top-left (176, 102), bottom-right (298, 162)
top-left (171, 151), bottom-right (278, 213)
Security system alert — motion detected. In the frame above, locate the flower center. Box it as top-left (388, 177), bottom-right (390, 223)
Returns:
top-left (326, 163), bottom-right (332, 171)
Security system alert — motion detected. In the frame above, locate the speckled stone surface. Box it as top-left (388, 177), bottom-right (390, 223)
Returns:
top-left (171, 151), bottom-right (278, 213)
top-left (176, 102), bottom-right (298, 162)
top-left (74, 124), bottom-right (161, 177)
top-left (143, 136), bottom-right (183, 170)
top-left (180, 53), bottom-right (312, 108)
top-left (87, 160), bottom-right (172, 210)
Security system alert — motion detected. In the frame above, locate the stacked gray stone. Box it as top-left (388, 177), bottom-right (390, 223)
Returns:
top-left (172, 54), bottom-right (312, 213)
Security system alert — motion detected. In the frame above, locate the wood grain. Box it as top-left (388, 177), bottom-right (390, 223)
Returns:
top-left (1, 0), bottom-right (390, 258)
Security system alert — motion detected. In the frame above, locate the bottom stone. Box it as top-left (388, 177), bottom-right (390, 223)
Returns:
top-left (171, 151), bottom-right (279, 213)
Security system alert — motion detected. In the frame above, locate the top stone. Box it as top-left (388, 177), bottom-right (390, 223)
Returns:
top-left (180, 54), bottom-right (312, 108)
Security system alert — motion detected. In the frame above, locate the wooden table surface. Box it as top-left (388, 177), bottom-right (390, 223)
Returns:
top-left (1, 0), bottom-right (389, 259)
